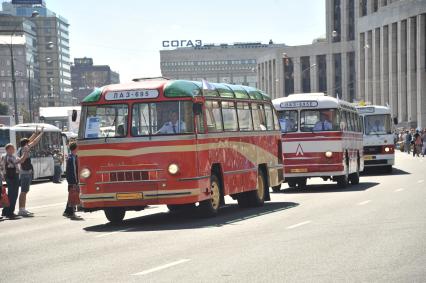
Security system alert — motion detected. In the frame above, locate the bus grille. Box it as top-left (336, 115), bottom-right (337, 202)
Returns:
top-left (364, 146), bottom-right (382, 155)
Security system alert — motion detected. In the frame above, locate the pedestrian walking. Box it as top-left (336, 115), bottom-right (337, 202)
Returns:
top-left (17, 127), bottom-right (44, 217)
top-left (52, 149), bottom-right (63, 183)
top-left (0, 144), bottom-right (29, 219)
top-left (413, 130), bottom-right (422, 157)
top-left (404, 130), bottom-right (412, 153)
top-left (63, 142), bottom-right (81, 220)
top-left (422, 129), bottom-right (426, 157)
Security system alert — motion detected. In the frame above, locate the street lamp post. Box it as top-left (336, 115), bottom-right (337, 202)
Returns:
top-left (9, 11), bottom-right (39, 125)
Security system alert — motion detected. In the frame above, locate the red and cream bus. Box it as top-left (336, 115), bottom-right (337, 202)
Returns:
top-left (272, 93), bottom-right (364, 190)
top-left (76, 79), bottom-right (283, 223)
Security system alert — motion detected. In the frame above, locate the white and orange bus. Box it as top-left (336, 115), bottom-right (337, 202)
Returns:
top-left (273, 93), bottom-right (364, 190)
top-left (76, 79), bottom-right (283, 223)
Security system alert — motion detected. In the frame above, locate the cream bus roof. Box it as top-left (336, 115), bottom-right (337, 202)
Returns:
top-left (273, 93), bottom-right (356, 111)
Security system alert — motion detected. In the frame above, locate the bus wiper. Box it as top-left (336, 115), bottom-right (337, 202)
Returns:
top-left (104, 117), bottom-right (117, 143)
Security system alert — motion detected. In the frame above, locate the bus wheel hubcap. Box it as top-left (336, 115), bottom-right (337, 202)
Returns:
top-left (211, 182), bottom-right (220, 209)
top-left (257, 174), bottom-right (265, 200)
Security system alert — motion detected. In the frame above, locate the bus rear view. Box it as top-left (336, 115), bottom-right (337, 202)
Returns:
top-left (357, 106), bottom-right (395, 172)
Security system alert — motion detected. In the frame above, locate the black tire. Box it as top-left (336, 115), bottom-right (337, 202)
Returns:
top-left (288, 180), bottom-right (297, 188)
top-left (349, 161), bottom-right (360, 185)
top-left (238, 169), bottom-right (266, 208)
top-left (104, 208), bottom-right (126, 224)
top-left (272, 185), bottom-right (281, 192)
top-left (167, 203), bottom-right (195, 213)
top-left (199, 174), bottom-right (221, 217)
top-left (385, 165), bottom-right (393, 173)
top-left (337, 154), bottom-right (349, 187)
top-left (297, 178), bottom-right (307, 189)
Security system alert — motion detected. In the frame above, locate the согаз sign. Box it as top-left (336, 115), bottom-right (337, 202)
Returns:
top-left (162, 40), bottom-right (202, 48)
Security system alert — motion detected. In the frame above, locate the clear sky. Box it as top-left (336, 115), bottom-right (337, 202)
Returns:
top-left (46, 0), bottom-right (325, 82)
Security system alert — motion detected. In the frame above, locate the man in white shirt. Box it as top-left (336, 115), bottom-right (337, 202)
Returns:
top-left (313, 113), bottom-right (333, 131)
top-left (158, 110), bottom-right (186, 134)
top-left (368, 119), bottom-right (385, 133)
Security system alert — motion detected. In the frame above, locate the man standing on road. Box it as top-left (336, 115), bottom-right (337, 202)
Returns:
top-left (404, 130), bottom-right (412, 154)
top-left (17, 127), bottom-right (44, 217)
top-left (63, 142), bottom-right (81, 220)
top-left (1, 144), bottom-right (29, 219)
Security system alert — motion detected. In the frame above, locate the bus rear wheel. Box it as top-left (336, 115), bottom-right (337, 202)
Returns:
top-left (199, 175), bottom-right (221, 217)
top-left (272, 185), bottom-right (281, 192)
top-left (104, 208), bottom-right (126, 224)
top-left (349, 162), bottom-right (360, 185)
top-left (297, 178), bottom-right (307, 189)
top-left (238, 169), bottom-right (266, 208)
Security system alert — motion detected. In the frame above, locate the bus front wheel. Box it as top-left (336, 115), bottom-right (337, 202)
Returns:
top-left (199, 175), bottom-right (221, 217)
top-left (272, 184), bottom-right (281, 192)
top-left (104, 208), bottom-right (126, 224)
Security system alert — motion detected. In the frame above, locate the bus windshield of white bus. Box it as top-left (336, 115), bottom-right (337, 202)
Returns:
top-left (364, 114), bottom-right (392, 135)
top-left (300, 109), bottom-right (339, 132)
top-left (0, 129), bottom-right (10, 147)
top-left (277, 110), bottom-right (298, 133)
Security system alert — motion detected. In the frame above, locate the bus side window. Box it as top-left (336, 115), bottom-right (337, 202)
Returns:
top-left (195, 105), bottom-right (205, 134)
top-left (205, 100), bottom-right (223, 133)
top-left (252, 103), bottom-right (267, 131)
top-left (222, 101), bottom-right (238, 132)
top-left (272, 108), bottom-right (280, 131)
top-left (264, 104), bottom-right (275, 131)
top-left (236, 102), bottom-right (253, 131)
top-left (348, 112), bottom-right (354, 132)
top-left (340, 111), bottom-right (347, 131)
top-left (359, 116), bottom-right (364, 133)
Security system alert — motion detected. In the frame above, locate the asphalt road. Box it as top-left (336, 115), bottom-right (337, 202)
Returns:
top-left (1, 151), bottom-right (425, 283)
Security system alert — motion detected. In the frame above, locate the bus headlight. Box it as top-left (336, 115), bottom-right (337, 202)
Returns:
top-left (384, 147), bottom-right (390, 153)
top-left (80, 168), bottom-right (91, 179)
top-left (325, 151), bottom-right (333, 158)
top-left (168, 163), bottom-right (179, 175)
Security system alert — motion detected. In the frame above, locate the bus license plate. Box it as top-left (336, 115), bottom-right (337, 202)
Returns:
top-left (116, 193), bottom-right (143, 200)
top-left (291, 168), bottom-right (308, 173)
top-left (364, 155), bottom-right (376, 160)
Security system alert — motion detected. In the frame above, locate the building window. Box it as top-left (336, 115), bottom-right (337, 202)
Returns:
top-left (360, 0), bottom-right (367, 16)
top-left (348, 52), bottom-right (356, 102)
top-left (301, 56), bottom-right (311, 93)
top-left (317, 55), bottom-right (327, 92)
top-left (348, 0), bottom-right (355, 41)
top-left (333, 53), bottom-right (342, 98)
top-left (373, 0), bottom-right (378, 12)
top-left (284, 57), bottom-right (294, 96)
top-left (333, 0), bottom-right (341, 42)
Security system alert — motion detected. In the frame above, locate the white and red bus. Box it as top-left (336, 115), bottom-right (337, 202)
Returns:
top-left (76, 79), bottom-right (283, 223)
top-left (356, 105), bottom-right (395, 172)
top-left (272, 93), bottom-right (364, 190)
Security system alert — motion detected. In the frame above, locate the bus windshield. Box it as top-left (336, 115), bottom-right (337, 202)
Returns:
top-left (277, 110), bottom-right (298, 133)
top-left (79, 104), bottom-right (129, 139)
top-left (0, 129), bottom-right (10, 147)
top-left (300, 109), bottom-right (339, 132)
top-left (364, 114), bottom-right (392, 135)
top-left (131, 101), bottom-right (194, 136)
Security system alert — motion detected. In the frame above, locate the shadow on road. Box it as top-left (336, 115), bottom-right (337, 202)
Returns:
top-left (361, 167), bottom-right (410, 176)
top-left (83, 201), bottom-right (298, 233)
top-left (277, 181), bottom-right (379, 194)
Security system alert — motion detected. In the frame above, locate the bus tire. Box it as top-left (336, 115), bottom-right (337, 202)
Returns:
top-left (238, 169), bottom-right (266, 208)
top-left (167, 203), bottom-right (195, 213)
top-left (297, 178), bottom-right (307, 189)
top-left (288, 180), bottom-right (297, 188)
top-left (199, 175), bottom-right (221, 217)
top-left (349, 162), bottom-right (360, 185)
top-left (104, 208), bottom-right (126, 224)
top-left (272, 185), bottom-right (281, 192)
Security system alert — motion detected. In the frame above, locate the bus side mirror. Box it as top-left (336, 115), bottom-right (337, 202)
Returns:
top-left (71, 110), bottom-right (78, 122)
top-left (393, 117), bottom-right (398, 125)
top-left (193, 103), bottom-right (203, 115)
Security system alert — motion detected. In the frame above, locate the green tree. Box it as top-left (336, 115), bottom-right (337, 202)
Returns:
top-left (0, 102), bottom-right (9, 115)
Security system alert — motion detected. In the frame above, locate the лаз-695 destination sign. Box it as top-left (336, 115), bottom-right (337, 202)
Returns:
top-left (280, 101), bottom-right (318, 108)
top-left (105, 89), bottom-right (159, 101)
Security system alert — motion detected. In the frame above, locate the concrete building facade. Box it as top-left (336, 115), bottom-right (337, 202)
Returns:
top-left (160, 42), bottom-right (286, 87)
top-left (71, 57), bottom-right (120, 103)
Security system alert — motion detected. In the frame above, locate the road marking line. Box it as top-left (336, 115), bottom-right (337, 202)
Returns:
top-left (394, 188), bottom-right (404, 192)
top-left (286, 220), bottom-right (311, 229)
top-left (417, 180), bottom-right (424, 184)
top-left (27, 202), bottom-right (64, 210)
top-left (95, 229), bottom-right (132, 238)
top-left (357, 200), bottom-right (371, 206)
top-left (132, 259), bottom-right (190, 276)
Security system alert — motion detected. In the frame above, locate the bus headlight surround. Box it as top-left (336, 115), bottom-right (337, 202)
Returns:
top-left (325, 151), bottom-right (333, 158)
top-left (80, 168), bottom-right (91, 179)
top-left (168, 163), bottom-right (180, 175)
